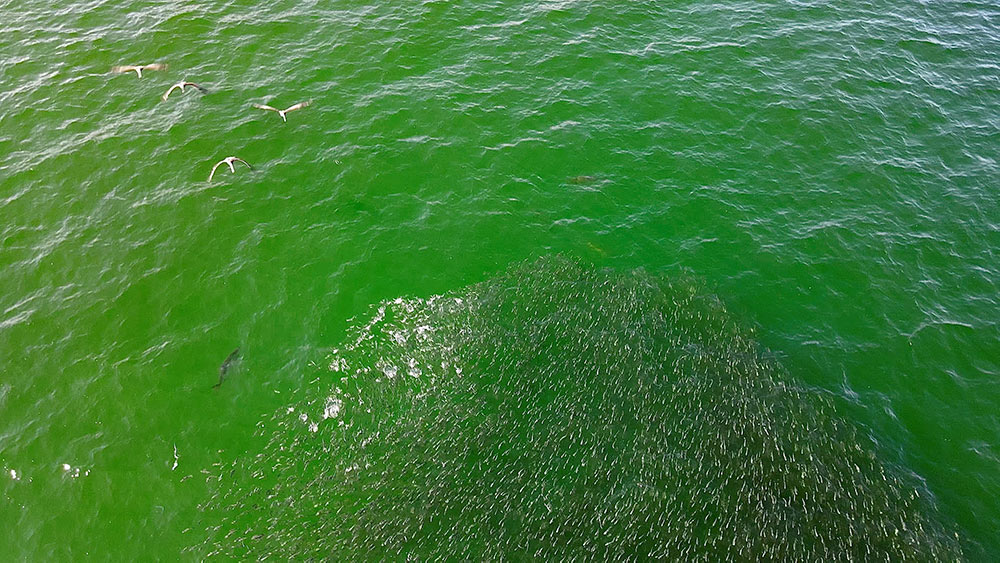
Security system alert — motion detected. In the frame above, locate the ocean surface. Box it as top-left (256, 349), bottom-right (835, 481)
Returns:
top-left (1, 0), bottom-right (998, 559)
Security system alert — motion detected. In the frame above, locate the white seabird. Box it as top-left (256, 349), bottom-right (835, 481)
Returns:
top-left (162, 81), bottom-right (208, 101)
top-left (208, 157), bottom-right (253, 182)
top-left (252, 100), bottom-right (313, 122)
top-left (111, 63), bottom-right (167, 78)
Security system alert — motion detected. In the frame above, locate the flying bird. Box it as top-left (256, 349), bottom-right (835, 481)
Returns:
top-left (252, 100), bottom-right (312, 122)
top-left (208, 157), bottom-right (253, 182)
top-left (162, 81), bottom-right (208, 101)
top-left (111, 63), bottom-right (167, 78)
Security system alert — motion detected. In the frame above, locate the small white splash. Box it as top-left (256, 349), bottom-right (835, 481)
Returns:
top-left (9, 468), bottom-right (19, 481)
top-left (60, 464), bottom-right (87, 478)
top-left (407, 357), bottom-right (421, 378)
top-left (299, 413), bottom-right (309, 423)
top-left (308, 422), bottom-right (319, 433)
top-left (286, 406), bottom-right (296, 414)
top-left (380, 362), bottom-right (398, 379)
top-left (322, 397), bottom-right (343, 420)
top-left (171, 444), bottom-right (179, 471)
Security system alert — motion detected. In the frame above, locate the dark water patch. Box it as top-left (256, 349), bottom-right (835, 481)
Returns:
top-left (199, 256), bottom-right (963, 559)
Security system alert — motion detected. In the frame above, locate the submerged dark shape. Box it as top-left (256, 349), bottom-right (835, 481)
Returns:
top-left (212, 347), bottom-right (241, 389)
top-left (199, 257), bottom-right (964, 560)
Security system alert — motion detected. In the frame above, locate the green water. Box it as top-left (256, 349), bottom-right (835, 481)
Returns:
top-left (1, 0), bottom-right (998, 559)
top-left (201, 257), bottom-right (964, 559)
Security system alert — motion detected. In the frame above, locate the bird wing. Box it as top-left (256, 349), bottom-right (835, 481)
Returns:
top-left (284, 100), bottom-right (312, 112)
top-left (143, 63), bottom-right (167, 71)
top-left (232, 157), bottom-right (253, 170)
top-left (208, 160), bottom-right (226, 182)
top-left (111, 65), bottom-right (137, 74)
top-left (185, 82), bottom-right (208, 93)
top-left (253, 103), bottom-right (279, 112)
top-left (161, 83), bottom-right (183, 101)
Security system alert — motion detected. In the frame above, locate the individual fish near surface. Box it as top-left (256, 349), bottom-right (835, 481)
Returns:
top-left (162, 81), bottom-right (208, 101)
top-left (208, 156), bottom-right (253, 182)
top-left (566, 175), bottom-right (599, 185)
top-left (252, 100), bottom-right (313, 122)
top-left (586, 241), bottom-right (607, 256)
top-left (111, 63), bottom-right (167, 78)
top-left (213, 347), bottom-right (241, 389)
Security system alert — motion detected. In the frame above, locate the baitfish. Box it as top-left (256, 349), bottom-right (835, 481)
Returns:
top-left (213, 347), bottom-right (241, 389)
